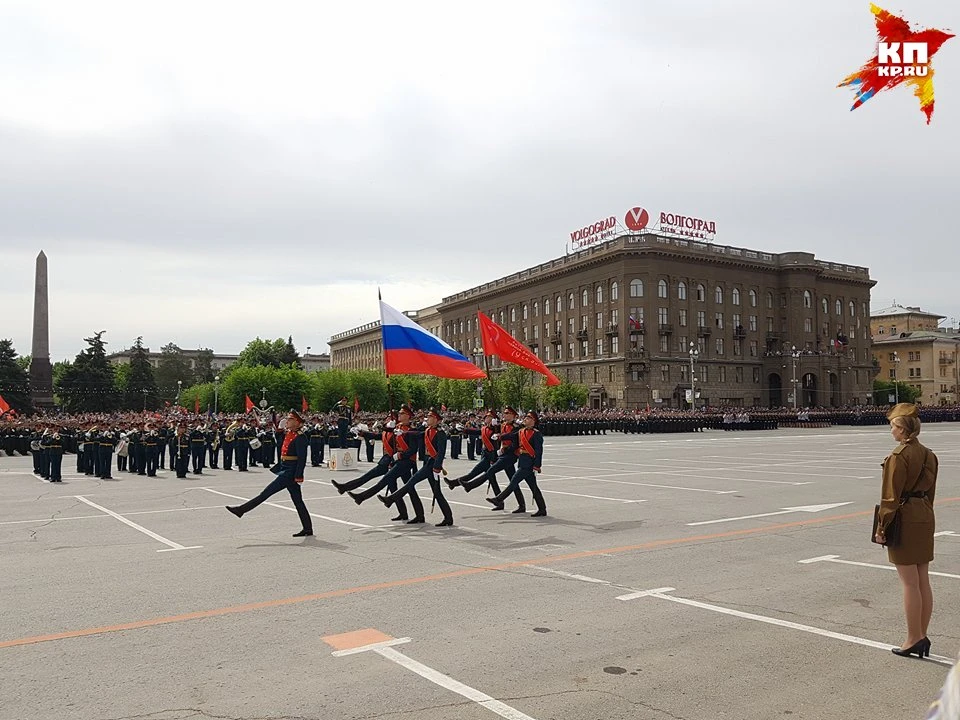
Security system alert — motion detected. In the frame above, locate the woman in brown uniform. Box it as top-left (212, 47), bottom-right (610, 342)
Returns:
top-left (874, 403), bottom-right (939, 658)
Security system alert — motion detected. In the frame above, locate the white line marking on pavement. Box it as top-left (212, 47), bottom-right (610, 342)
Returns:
top-left (200, 488), bottom-right (372, 528)
top-left (552, 475), bottom-right (736, 495)
top-left (934, 531), bottom-right (960, 538)
top-left (73, 496), bottom-right (201, 552)
top-left (615, 587), bottom-right (677, 601)
top-left (0, 504), bottom-right (236, 526)
top-left (618, 587), bottom-right (954, 666)
top-left (687, 502), bottom-right (853, 526)
top-left (527, 566), bottom-right (614, 584)
top-left (539, 489), bottom-right (645, 503)
top-left (798, 555), bottom-right (960, 579)
top-left (374, 645), bottom-right (540, 720)
top-left (415, 493), bottom-right (489, 510)
top-left (331, 637), bottom-right (412, 657)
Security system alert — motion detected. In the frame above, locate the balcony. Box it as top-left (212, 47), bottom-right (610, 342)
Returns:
top-left (697, 326), bottom-right (712, 338)
top-left (628, 323), bottom-right (645, 335)
top-left (734, 327), bottom-right (746, 339)
top-left (658, 323), bottom-right (674, 335)
top-left (626, 348), bottom-right (647, 360)
top-left (940, 357), bottom-right (955, 365)
top-left (765, 332), bottom-right (780, 342)
top-left (605, 323), bottom-right (619, 337)
top-left (550, 333), bottom-right (562, 344)
top-left (576, 329), bottom-right (589, 340)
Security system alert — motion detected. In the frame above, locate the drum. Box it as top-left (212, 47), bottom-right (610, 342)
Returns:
top-left (249, 438), bottom-right (262, 450)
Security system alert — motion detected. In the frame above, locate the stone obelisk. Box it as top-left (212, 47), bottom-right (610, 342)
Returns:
top-left (30, 251), bottom-right (55, 409)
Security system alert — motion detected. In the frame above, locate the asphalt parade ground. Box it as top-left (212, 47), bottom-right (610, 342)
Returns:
top-left (2, 426), bottom-right (959, 720)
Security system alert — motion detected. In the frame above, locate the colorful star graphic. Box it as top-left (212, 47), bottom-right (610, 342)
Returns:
top-left (839, 4), bottom-right (954, 124)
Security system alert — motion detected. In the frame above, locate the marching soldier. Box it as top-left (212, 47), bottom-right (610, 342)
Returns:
top-left (235, 421), bottom-right (250, 472)
top-left (46, 426), bottom-right (63, 482)
top-left (207, 423), bottom-right (221, 469)
top-left (309, 417), bottom-right (326, 467)
top-left (144, 424), bottom-right (160, 476)
top-left (487, 410), bottom-right (547, 517)
top-left (222, 421), bottom-right (237, 471)
top-left (225, 410), bottom-right (314, 538)
top-left (189, 425), bottom-right (206, 474)
top-left (173, 423), bottom-right (191, 478)
top-left (98, 427), bottom-right (116, 480)
top-left (346, 404), bottom-right (424, 524)
top-left (453, 407), bottom-right (526, 513)
top-left (379, 408), bottom-right (453, 527)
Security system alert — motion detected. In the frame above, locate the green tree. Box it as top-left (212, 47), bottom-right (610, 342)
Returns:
top-left (278, 336), bottom-right (302, 369)
top-left (214, 364), bottom-right (315, 414)
top-left (193, 348), bottom-right (216, 384)
top-left (315, 369), bottom-right (352, 412)
top-left (434, 378), bottom-right (478, 410)
top-left (56, 331), bottom-right (118, 412)
top-left (15, 354), bottom-right (31, 372)
top-left (236, 338), bottom-right (288, 368)
top-left (872, 379), bottom-right (921, 404)
top-left (125, 337), bottom-right (159, 410)
top-left (155, 343), bottom-right (194, 402)
top-left (544, 379), bottom-right (588, 410)
top-left (349, 369), bottom-right (388, 412)
top-left (493, 365), bottom-right (536, 410)
top-left (0, 339), bottom-right (32, 414)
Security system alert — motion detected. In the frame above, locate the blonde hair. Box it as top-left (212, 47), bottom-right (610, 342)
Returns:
top-left (891, 415), bottom-right (921, 440)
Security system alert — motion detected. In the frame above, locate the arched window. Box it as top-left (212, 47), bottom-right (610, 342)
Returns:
top-left (878, 325), bottom-right (885, 335)
top-left (835, 299), bottom-right (842, 316)
top-left (697, 284), bottom-right (705, 302)
top-left (596, 285), bottom-right (603, 304)
top-left (803, 290), bottom-right (812, 308)
top-left (658, 279), bottom-right (668, 298)
top-left (678, 281), bottom-right (687, 300)
top-left (630, 279), bottom-right (644, 298)
top-left (822, 298), bottom-right (828, 315)
top-left (766, 292), bottom-right (773, 309)
top-left (510, 307), bottom-right (516, 322)
top-left (555, 296), bottom-right (562, 314)
top-left (610, 281), bottom-right (619, 301)
top-left (568, 293), bottom-right (575, 310)
top-left (522, 304), bottom-right (528, 320)
top-left (544, 298), bottom-right (551, 315)
top-left (499, 310), bottom-right (504, 324)
top-left (582, 289), bottom-right (589, 307)
top-left (715, 286), bottom-right (724, 304)
top-left (732, 288), bottom-right (740, 306)
top-left (533, 301), bottom-right (539, 317)
top-left (749, 289), bottom-right (757, 307)
top-left (849, 300), bottom-right (855, 317)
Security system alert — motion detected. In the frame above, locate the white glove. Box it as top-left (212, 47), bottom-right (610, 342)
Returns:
top-left (386, 420), bottom-right (396, 429)
top-left (393, 452), bottom-right (401, 461)
top-left (455, 423), bottom-right (464, 431)
top-left (492, 418), bottom-right (499, 426)
top-left (491, 433), bottom-right (500, 441)
top-left (394, 428), bottom-right (404, 436)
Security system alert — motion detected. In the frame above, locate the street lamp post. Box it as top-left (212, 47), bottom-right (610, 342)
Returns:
top-left (893, 352), bottom-right (900, 404)
top-left (176, 379), bottom-right (182, 406)
top-left (791, 345), bottom-right (801, 409)
top-left (214, 375), bottom-right (220, 414)
top-left (688, 341), bottom-right (699, 410)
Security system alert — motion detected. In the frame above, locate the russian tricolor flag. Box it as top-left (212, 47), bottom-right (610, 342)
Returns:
top-left (380, 300), bottom-right (486, 380)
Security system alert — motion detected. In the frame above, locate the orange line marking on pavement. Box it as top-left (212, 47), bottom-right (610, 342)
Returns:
top-left (322, 628), bottom-right (394, 651)
top-left (5, 498), bottom-right (959, 651)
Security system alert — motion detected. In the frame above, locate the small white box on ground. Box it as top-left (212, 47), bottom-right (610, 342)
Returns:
top-left (328, 449), bottom-right (358, 471)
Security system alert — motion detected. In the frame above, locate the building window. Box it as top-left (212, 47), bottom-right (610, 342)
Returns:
top-left (630, 279), bottom-right (644, 297)
top-left (581, 340), bottom-right (589, 357)
top-left (533, 325), bottom-right (539, 340)
top-left (753, 367), bottom-right (761, 383)
top-left (579, 367), bottom-right (585, 383)
top-left (681, 364), bottom-right (689, 381)
top-left (544, 298), bottom-right (551, 315)
top-left (835, 299), bottom-right (842, 316)
top-left (715, 312), bottom-right (724, 329)
top-left (889, 369), bottom-right (896, 379)
top-left (732, 288), bottom-right (740, 306)
top-left (658, 279), bottom-right (668, 298)
top-left (715, 286), bottom-right (724, 304)
top-left (804, 318), bottom-right (812, 333)
top-left (697, 284), bottom-right (705, 302)
top-left (658, 307), bottom-right (669, 324)
top-left (678, 282), bottom-right (687, 300)
top-left (732, 313), bottom-right (741, 328)
top-left (596, 285), bottom-right (603, 304)
top-left (510, 307), bottom-right (516, 323)
top-left (580, 315), bottom-right (588, 331)
top-left (630, 307), bottom-right (644, 326)
top-left (609, 365), bottom-right (616, 382)
top-left (716, 338), bottom-right (724, 355)
top-left (749, 315), bottom-right (757, 331)
top-left (544, 345), bottom-right (551, 361)
top-left (611, 336), bottom-right (619, 354)
top-left (661, 365), bottom-right (670, 382)
top-left (522, 327), bottom-right (528, 342)
top-left (821, 298), bottom-right (828, 315)
top-left (679, 309), bottom-right (688, 327)
top-left (498, 311), bottom-right (504, 325)
top-left (736, 366), bottom-right (744, 383)
top-left (733, 339), bottom-right (742, 356)
top-left (678, 336), bottom-right (688, 352)
top-left (697, 310), bottom-right (706, 328)
top-left (611, 308), bottom-right (619, 325)
top-left (719, 366), bottom-right (727, 382)
top-left (750, 340), bottom-right (758, 357)
top-left (582, 289), bottom-right (589, 307)
top-left (701, 367), bottom-right (708, 383)
top-left (594, 366), bottom-right (601, 383)
top-left (568, 318), bottom-right (574, 335)
top-left (766, 292), bottom-right (773, 309)
top-left (596, 312), bottom-right (603, 329)
top-left (522, 304), bottom-right (528, 320)
top-left (660, 335), bottom-right (669, 352)
top-left (849, 301), bottom-right (856, 317)
top-left (568, 293), bottom-right (575, 310)
top-left (891, 325), bottom-right (897, 335)
top-left (568, 342), bottom-right (575, 359)
top-left (767, 317), bottom-right (774, 332)
top-left (803, 290), bottom-right (812, 308)
top-left (780, 294), bottom-right (787, 308)
top-left (749, 289), bottom-right (757, 307)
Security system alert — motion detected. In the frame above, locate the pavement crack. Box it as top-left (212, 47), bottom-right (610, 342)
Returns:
top-left (503, 688), bottom-right (688, 719)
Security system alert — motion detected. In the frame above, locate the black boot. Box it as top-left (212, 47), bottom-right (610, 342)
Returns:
top-left (331, 480), bottom-right (346, 495)
top-left (347, 491), bottom-right (364, 505)
top-left (226, 506), bottom-right (243, 518)
top-left (292, 529), bottom-right (313, 537)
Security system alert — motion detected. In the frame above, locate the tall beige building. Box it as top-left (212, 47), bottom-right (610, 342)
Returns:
top-left (330, 232), bottom-right (878, 409)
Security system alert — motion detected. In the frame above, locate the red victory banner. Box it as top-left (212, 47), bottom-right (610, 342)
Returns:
top-left (477, 311), bottom-right (561, 386)
top-left (244, 395), bottom-right (255, 412)
top-left (301, 395), bottom-right (309, 412)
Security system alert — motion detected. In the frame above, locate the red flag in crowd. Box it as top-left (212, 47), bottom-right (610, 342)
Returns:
top-left (301, 395), bottom-right (309, 412)
top-left (477, 311), bottom-right (561, 386)
top-left (354, 395), bottom-right (360, 413)
top-left (245, 395), bottom-right (255, 412)
top-left (441, 404), bottom-right (447, 413)
top-left (0, 393), bottom-right (10, 415)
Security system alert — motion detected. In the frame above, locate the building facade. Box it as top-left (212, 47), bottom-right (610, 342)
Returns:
top-left (328, 233), bottom-right (878, 408)
top-left (872, 331), bottom-right (960, 406)
top-left (108, 348), bottom-right (330, 373)
top-left (437, 233), bottom-right (876, 409)
top-left (870, 303), bottom-right (944, 337)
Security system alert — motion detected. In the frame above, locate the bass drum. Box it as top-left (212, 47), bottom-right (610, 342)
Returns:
top-left (249, 438), bottom-right (262, 450)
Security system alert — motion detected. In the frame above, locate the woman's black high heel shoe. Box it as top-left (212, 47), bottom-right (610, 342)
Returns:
top-left (892, 638), bottom-right (930, 658)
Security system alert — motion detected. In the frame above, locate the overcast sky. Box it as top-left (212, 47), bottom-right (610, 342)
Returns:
top-left (2, 0), bottom-right (957, 363)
